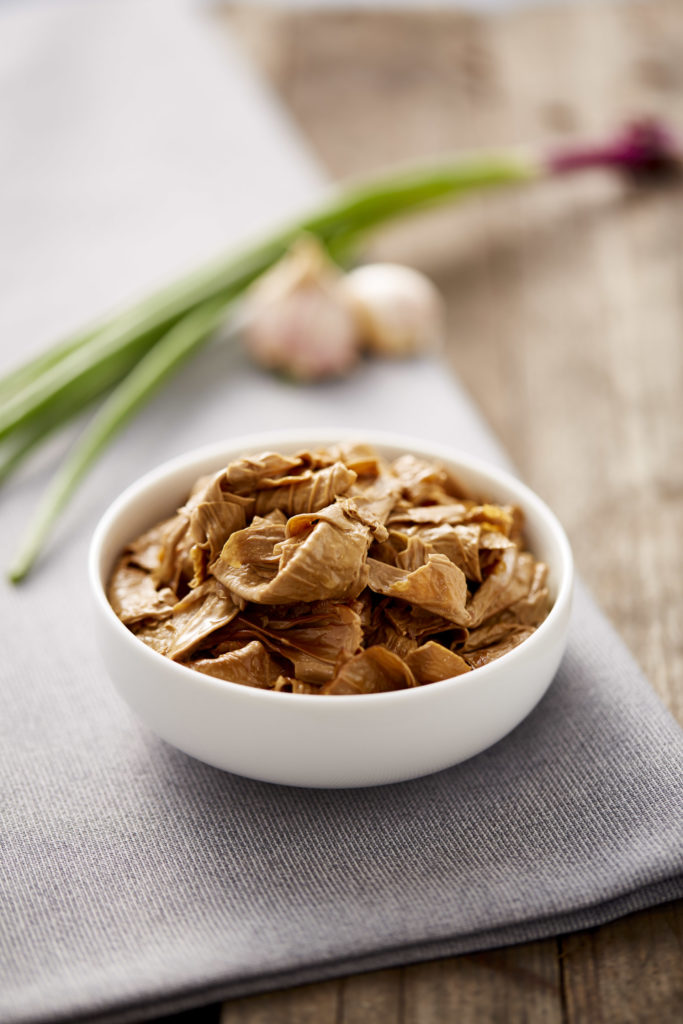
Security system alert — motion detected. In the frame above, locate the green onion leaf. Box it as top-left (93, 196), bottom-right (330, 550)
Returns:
top-left (8, 298), bottom-right (228, 582)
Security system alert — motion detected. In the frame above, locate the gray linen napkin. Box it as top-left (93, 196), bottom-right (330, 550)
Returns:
top-left (1, 3), bottom-right (681, 1023)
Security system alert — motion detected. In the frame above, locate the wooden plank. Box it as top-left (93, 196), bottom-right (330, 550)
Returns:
top-left (221, 978), bottom-right (339, 1024)
top-left (339, 969), bottom-right (403, 1024)
top-left (217, 3), bottom-right (683, 1023)
top-left (220, 970), bottom-right (405, 1024)
top-left (219, 970), bottom-right (401, 1024)
top-left (561, 902), bottom-right (683, 1023)
top-left (220, 947), bottom-right (565, 1024)
top-left (403, 943), bottom-right (563, 1024)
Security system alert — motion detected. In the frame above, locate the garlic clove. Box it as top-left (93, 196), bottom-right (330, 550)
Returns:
top-left (242, 236), bottom-right (361, 381)
top-left (341, 262), bottom-right (446, 358)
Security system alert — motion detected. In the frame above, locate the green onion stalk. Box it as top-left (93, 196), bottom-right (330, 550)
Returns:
top-left (4, 120), bottom-right (679, 581)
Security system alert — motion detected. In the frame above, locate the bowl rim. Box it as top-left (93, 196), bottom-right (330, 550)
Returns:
top-left (89, 427), bottom-right (574, 706)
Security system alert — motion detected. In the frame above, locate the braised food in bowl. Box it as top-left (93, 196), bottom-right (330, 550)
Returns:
top-left (107, 443), bottom-right (551, 696)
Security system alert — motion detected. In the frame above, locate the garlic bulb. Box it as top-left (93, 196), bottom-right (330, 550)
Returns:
top-left (342, 263), bottom-right (445, 357)
top-left (242, 236), bottom-right (360, 381)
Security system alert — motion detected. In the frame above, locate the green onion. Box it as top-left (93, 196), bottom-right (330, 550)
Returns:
top-left (11, 119), bottom-right (672, 582)
top-left (0, 327), bottom-right (100, 406)
top-left (0, 410), bottom-right (81, 490)
top-left (1, 154), bottom-right (534, 428)
top-left (8, 298), bottom-right (228, 582)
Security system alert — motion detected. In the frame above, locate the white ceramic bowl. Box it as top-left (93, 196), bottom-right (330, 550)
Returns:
top-left (89, 429), bottom-right (573, 788)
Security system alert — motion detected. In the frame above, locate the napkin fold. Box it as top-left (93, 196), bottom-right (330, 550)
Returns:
top-left (1, 3), bottom-right (681, 1024)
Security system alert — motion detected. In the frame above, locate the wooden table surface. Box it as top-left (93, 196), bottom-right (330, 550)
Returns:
top-left (166, 3), bottom-right (683, 1021)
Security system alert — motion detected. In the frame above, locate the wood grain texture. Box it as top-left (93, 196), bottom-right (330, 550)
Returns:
top-left (403, 945), bottom-right (564, 1024)
top-left (221, 971), bottom-right (402, 1024)
top-left (221, 978), bottom-right (339, 1024)
top-left (561, 901), bottom-right (683, 1023)
top-left (216, 2), bottom-right (683, 1022)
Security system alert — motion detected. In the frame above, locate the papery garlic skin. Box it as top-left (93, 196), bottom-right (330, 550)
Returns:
top-left (242, 237), bottom-right (360, 381)
top-left (342, 263), bottom-right (446, 357)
